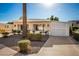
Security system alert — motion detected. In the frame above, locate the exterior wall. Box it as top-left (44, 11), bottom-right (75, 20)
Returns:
top-left (0, 23), bottom-right (5, 30)
top-left (5, 24), bottom-right (13, 32)
top-left (49, 22), bottom-right (69, 36)
top-left (0, 23), bottom-right (13, 33)
top-left (28, 21), bottom-right (50, 31)
top-left (0, 18), bottom-right (70, 36)
top-left (69, 21), bottom-right (79, 27)
top-left (13, 19), bottom-right (50, 32)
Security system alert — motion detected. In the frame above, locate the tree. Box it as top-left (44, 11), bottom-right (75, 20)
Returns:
top-left (54, 17), bottom-right (59, 21)
top-left (7, 22), bottom-right (13, 24)
top-left (50, 15), bottom-right (59, 21)
top-left (22, 3), bottom-right (27, 38)
top-left (47, 18), bottom-right (50, 20)
top-left (50, 15), bottom-right (54, 21)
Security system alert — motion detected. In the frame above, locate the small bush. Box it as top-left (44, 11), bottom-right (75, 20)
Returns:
top-left (18, 39), bottom-right (32, 53)
top-left (12, 30), bottom-right (21, 34)
top-left (2, 32), bottom-right (9, 37)
top-left (27, 33), bottom-right (33, 39)
top-left (16, 30), bottom-right (21, 34)
top-left (27, 33), bottom-right (43, 41)
top-left (33, 33), bottom-right (43, 41)
top-left (12, 30), bottom-right (16, 34)
top-left (72, 26), bottom-right (79, 31)
top-left (0, 29), bottom-right (5, 34)
top-left (73, 32), bottom-right (79, 41)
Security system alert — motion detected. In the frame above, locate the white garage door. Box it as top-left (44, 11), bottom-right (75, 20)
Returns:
top-left (49, 22), bottom-right (69, 36)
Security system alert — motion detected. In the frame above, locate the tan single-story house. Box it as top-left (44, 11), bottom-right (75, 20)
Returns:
top-left (0, 17), bottom-right (71, 36)
top-left (13, 18), bottom-right (50, 32)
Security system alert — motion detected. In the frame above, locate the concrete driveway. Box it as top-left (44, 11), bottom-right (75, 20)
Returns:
top-left (36, 36), bottom-right (79, 56)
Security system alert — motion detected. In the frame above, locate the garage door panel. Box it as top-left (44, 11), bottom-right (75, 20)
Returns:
top-left (49, 22), bottom-right (69, 36)
top-left (52, 29), bottom-right (68, 36)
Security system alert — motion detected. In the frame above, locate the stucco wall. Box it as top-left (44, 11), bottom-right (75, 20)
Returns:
top-left (49, 22), bottom-right (69, 36)
top-left (13, 20), bottom-right (50, 31)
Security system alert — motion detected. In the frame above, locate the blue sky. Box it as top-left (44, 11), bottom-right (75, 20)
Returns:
top-left (0, 3), bottom-right (79, 23)
top-left (0, 3), bottom-right (22, 23)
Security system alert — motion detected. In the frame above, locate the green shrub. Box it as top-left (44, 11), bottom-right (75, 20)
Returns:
top-left (72, 26), bottom-right (79, 31)
top-left (33, 33), bottom-right (43, 41)
top-left (18, 39), bottom-right (31, 53)
top-left (2, 32), bottom-right (9, 37)
top-left (16, 30), bottom-right (21, 34)
top-left (73, 32), bottom-right (79, 41)
top-left (27, 33), bottom-right (33, 39)
top-left (27, 33), bottom-right (43, 41)
top-left (0, 29), bottom-right (5, 34)
top-left (12, 30), bottom-right (21, 34)
top-left (12, 30), bottom-right (16, 34)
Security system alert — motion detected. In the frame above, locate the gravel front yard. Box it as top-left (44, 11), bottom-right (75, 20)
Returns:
top-left (0, 34), bottom-right (49, 55)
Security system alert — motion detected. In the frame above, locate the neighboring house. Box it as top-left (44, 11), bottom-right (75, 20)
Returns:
top-left (0, 23), bottom-right (5, 33)
top-left (68, 20), bottom-right (79, 27)
top-left (0, 23), bottom-right (13, 33)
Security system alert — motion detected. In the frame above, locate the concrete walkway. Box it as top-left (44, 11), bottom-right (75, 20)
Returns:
top-left (0, 44), bottom-right (18, 56)
top-left (36, 36), bottom-right (79, 56)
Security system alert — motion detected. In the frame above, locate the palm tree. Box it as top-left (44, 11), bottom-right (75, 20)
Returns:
top-left (22, 3), bottom-right (27, 38)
